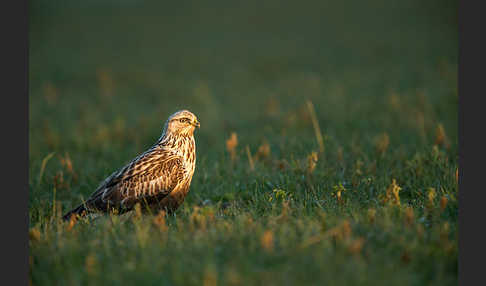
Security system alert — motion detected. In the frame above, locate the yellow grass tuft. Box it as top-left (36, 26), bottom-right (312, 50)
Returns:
top-left (328, 220), bottom-right (352, 241)
top-left (301, 219), bottom-right (354, 249)
top-left (134, 203), bottom-right (142, 220)
top-left (404, 206), bottom-right (414, 227)
top-left (375, 133), bottom-right (390, 156)
top-left (55, 152), bottom-right (78, 188)
top-left (427, 188), bottom-right (436, 208)
top-left (440, 196), bottom-right (448, 211)
top-left (226, 132), bottom-right (238, 162)
top-left (203, 265), bottom-right (218, 286)
top-left (367, 208), bottom-right (376, 224)
top-left (354, 159), bottom-right (363, 176)
top-left (58, 152), bottom-right (74, 175)
top-left (245, 216), bottom-right (254, 228)
top-left (53, 170), bottom-right (66, 190)
top-left (277, 201), bottom-right (291, 223)
top-left (65, 215), bottom-right (77, 232)
top-left (337, 146), bottom-right (344, 163)
top-left (256, 141), bottom-right (271, 161)
top-left (270, 189), bottom-right (291, 203)
top-left (261, 230), bottom-right (274, 253)
top-left (306, 151), bottom-right (318, 174)
top-left (29, 227), bottom-right (41, 242)
top-left (383, 179), bottom-right (401, 206)
top-left (348, 237), bottom-right (365, 256)
top-left (61, 152), bottom-right (78, 182)
top-left (456, 168), bottom-right (458, 184)
top-left (319, 211), bottom-right (327, 232)
top-left (153, 210), bottom-right (169, 233)
top-left (435, 123), bottom-right (450, 149)
top-left (333, 183), bottom-right (346, 204)
top-left (189, 206), bottom-right (208, 232)
top-left (341, 220), bottom-right (352, 239)
top-left (85, 253), bottom-right (97, 275)
top-left (440, 222), bottom-right (450, 242)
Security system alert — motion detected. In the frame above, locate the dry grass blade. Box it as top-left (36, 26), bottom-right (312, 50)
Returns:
top-left (306, 100), bottom-right (325, 153)
top-left (246, 145), bottom-right (255, 171)
top-left (306, 151), bottom-right (318, 174)
top-left (435, 123), bottom-right (450, 149)
top-left (38, 152), bottom-right (56, 186)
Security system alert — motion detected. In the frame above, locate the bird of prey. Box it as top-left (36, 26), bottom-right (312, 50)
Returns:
top-left (62, 110), bottom-right (200, 221)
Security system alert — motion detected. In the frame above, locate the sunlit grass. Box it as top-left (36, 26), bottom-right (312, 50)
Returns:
top-left (29, 0), bottom-right (457, 285)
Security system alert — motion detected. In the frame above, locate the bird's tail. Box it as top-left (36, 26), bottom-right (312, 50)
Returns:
top-left (62, 204), bottom-right (88, 221)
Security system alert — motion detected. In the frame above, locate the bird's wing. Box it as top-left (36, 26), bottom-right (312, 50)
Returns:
top-left (86, 148), bottom-right (186, 210)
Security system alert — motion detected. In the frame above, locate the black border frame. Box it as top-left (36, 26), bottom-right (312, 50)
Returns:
top-left (458, 1), bottom-right (483, 285)
top-left (2, 0), bottom-right (29, 285)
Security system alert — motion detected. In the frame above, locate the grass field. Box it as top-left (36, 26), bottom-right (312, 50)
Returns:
top-left (29, 1), bottom-right (458, 285)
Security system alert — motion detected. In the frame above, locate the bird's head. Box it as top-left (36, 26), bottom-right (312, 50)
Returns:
top-left (164, 110), bottom-right (200, 137)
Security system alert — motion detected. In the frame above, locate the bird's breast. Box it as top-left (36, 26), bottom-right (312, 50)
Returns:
top-left (178, 136), bottom-right (196, 180)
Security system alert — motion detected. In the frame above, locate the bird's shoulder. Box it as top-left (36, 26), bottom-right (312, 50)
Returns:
top-left (93, 146), bottom-right (185, 203)
top-left (111, 146), bottom-right (183, 185)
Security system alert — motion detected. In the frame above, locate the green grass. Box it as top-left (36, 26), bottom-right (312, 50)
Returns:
top-left (29, 0), bottom-right (458, 285)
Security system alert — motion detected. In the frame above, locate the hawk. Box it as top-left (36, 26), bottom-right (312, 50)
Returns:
top-left (62, 110), bottom-right (200, 221)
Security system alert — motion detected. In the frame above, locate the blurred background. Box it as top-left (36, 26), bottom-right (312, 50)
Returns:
top-left (29, 0), bottom-right (457, 188)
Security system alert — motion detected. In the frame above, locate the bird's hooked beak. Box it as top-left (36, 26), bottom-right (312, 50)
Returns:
top-left (192, 119), bottom-right (200, 128)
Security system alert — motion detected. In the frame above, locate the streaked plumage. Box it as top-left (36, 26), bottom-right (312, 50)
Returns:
top-left (63, 110), bottom-right (200, 221)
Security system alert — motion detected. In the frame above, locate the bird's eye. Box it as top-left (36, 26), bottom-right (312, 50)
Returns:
top-left (179, 118), bottom-right (188, 123)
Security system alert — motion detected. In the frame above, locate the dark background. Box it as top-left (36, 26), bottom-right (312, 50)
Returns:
top-left (29, 0), bottom-right (458, 157)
